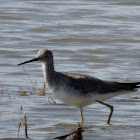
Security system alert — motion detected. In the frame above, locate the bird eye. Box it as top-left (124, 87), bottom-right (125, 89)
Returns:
top-left (45, 55), bottom-right (48, 58)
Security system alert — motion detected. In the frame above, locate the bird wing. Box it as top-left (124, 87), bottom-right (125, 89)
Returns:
top-left (61, 72), bottom-right (140, 94)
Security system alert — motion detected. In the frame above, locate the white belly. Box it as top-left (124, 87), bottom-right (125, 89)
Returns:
top-left (53, 90), bottom-right (96, 109)
top-left (48, 83), bottom-right (133, 110)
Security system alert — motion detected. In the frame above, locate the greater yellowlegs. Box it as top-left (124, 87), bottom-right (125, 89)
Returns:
top-left (17, 50), bottom-right (140, 124)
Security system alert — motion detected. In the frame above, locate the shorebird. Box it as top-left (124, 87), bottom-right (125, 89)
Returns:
top-left (18, 49), bottom-right (140, 124)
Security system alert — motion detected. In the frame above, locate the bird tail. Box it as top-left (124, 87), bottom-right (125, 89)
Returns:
top-left (119, 82), bottom-right (140, 90)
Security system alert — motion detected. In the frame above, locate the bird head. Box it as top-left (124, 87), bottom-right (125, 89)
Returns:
top-left (17, 50), bottom-right (53, 66)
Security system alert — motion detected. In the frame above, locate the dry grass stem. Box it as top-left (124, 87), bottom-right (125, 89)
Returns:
top-left (30, 81), bottom-right (37, 95)
top-left (0, 85), bottom-right (3, 99)
top-left (48, 96), bottom-right (56, 104)
top-left (19, 87), bottom-right (28, 96)
top-left (54, 124), bottom-right (83, 139)
top-left (40, 82), bottom-right (46, 96)
top-left (19, 60), bottom-right (33, 85)
top-left (0, 85), bottom-right (11, 100)
top-left (0, 105), bottom-right (28, 138)
top-left (5, 88), bottom-right (11, 100)
top-left (18, 104), bottom-right (28, 138)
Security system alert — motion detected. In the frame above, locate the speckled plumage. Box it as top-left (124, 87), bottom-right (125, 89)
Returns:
top-left (18, 49), bottom-right (140, 123)
top-left (37, 50), bottom-right (140, 109)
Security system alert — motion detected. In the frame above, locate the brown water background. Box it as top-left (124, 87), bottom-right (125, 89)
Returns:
top-left (0, 0), bottom-right (140, 139)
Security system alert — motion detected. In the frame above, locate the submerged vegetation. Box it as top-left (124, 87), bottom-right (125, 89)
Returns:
top-left (54, 123), bottom-right (84, 140)
top-left (0, 64), bottom-right (56, 139)
top-left (0, 104), bottom-right (28, 138)
top-left (0, 59), bottom-right (139, 139)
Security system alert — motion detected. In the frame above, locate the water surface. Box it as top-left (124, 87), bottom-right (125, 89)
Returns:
top-left (0, 0), bottom-right (140, 139)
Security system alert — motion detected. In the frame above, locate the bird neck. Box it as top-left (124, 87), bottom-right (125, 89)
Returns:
top-left (42, 61), bottom-right (55, 84)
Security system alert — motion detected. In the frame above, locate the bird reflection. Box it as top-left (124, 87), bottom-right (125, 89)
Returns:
top-left (54, 123), bottom-right (84, 140)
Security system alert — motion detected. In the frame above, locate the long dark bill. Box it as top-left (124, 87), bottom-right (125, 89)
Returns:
top-left (17, 58), bottom-right (39, 66)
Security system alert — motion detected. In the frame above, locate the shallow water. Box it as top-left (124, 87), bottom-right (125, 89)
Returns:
top-left (0, 0), bottom-right (140, 139)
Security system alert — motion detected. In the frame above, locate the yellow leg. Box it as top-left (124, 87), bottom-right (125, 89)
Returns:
top-left (80, 110), bottom-right (84, 124)
top-left (97, 100), bottom-right (114, 124)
